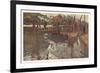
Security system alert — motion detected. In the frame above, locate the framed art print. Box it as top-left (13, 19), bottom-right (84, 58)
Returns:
top-left (10, 0), bottom-right (97, 72)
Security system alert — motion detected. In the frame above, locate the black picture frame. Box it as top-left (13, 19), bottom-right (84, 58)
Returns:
top-left (10, 0), bottom-right (97, 73)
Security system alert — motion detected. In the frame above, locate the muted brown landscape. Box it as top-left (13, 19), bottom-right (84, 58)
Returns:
top-left (23, 12), bottom-right (88, 61)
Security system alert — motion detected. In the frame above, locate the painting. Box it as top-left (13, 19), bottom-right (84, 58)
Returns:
top-left (23, 12), bottom-right (89, 61)
top-left (11, 0), bottom-right (97, 72)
